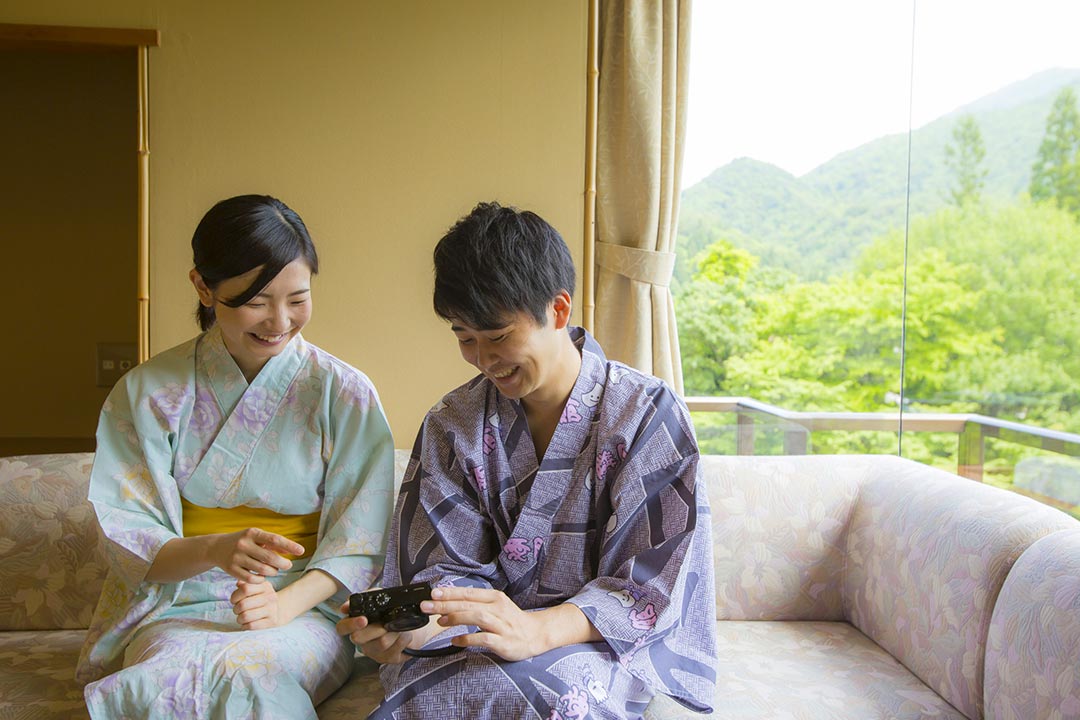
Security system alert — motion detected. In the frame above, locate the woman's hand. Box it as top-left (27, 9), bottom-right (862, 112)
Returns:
top-left (231, 579), bottom-right (283, 630)
top-left (211, 528), bottom-right (304, 583)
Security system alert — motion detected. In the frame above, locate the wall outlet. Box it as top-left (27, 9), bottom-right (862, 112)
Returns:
top-left (96, 342), bottom-right (138, 387)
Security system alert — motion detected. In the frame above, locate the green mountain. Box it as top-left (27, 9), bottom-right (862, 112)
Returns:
top-left (677, 68), bottom-right (1080, 282)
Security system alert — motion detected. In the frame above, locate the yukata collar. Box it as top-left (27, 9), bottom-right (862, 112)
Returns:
top-left (197, 325), bottom-right (307, 414)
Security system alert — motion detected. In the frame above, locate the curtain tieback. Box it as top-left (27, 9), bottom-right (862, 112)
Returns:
top-left (596, 241), bottom-right (676, 287)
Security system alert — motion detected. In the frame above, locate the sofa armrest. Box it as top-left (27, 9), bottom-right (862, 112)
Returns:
top-left (843, 455), bottom-right (1078, 719)
top-left (984, 529), bottom-right (1080, 720)
top-left (0, 453), bottom-right (105, 630)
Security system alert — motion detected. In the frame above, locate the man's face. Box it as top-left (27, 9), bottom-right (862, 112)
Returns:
top-left (451, 307), bottom-right (561, 405)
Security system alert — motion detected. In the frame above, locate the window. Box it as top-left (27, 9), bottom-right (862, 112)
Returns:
top-left (677, 0), bottom-right (1080, 519)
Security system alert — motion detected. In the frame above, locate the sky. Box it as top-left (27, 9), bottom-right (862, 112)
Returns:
top-left (683, 0), bottom-right (1080, 187)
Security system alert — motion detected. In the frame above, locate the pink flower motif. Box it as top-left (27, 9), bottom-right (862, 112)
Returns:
top-left (629, 602), bottom-right (657, 631)
top-left (471, 466), bottom-right (486, 490)
top-left (596, 449), bottom-right (616, 481)
top-left (559, 685), bottom-right (590, 719)
top-left (560, 398), bottom-right (582, 424)
top-left (483, 426), bottom-right (497, 455)
top-left (503, 537), bottom-right (531, 562)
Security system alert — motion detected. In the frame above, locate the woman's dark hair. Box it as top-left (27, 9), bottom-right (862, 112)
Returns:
top-left (433, 201), bottom-right (576, 329)
top-left (192, 194), bottom-right (318, 331)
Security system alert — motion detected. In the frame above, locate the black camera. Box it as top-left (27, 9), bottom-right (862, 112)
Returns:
top-left (349, 582), bottom-right (433, 633)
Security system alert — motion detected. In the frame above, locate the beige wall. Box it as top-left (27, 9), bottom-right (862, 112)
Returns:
top-left (0, 48), bottom-right (136, 444)
top-left (3, 2), bottom-right (587, 442)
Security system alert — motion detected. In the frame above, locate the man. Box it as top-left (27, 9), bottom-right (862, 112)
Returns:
top-left (338, 202), bottom-right (717, 718)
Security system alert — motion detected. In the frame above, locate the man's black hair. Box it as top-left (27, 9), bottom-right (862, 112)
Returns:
top-left (433, 201), bottom-right (576, 329)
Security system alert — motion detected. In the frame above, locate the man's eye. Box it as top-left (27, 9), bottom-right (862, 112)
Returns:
top-left (491, 334), bottom-right (507, 343)
top-left (457, 337), bottom-right (474, 345)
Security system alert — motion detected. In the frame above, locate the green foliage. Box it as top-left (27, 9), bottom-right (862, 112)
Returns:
top-left (1030, 87), bottom-right (1080, 216)
top-left (944, 115), bottom-right (987, 207)
top-left (677, 202), bottom-right (1080, 445)
top-left (677, 70), bottom-right (1080, 283)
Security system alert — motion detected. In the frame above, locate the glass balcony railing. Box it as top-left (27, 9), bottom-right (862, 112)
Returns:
top-left (686, 396), bottom-right (1080, 520)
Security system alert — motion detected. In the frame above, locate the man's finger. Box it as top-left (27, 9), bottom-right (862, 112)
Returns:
top-left (431, 586), bottom-right (495, 602)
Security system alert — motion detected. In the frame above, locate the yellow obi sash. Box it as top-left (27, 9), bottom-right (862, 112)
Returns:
top-left (181, 497), bottom-right (320, 560)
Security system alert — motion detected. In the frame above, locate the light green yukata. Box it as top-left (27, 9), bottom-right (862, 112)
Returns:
top-left (75, 326), bottom-right (396, 719)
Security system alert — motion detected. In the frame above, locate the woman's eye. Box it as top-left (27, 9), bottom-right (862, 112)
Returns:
top-left (290, 300), bottom-right (308, 306)
top-left (245, 303), bottom-right (265, 308)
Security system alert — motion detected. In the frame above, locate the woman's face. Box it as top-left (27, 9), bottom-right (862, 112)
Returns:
top-left (191, 259), bottom-right (312, 381)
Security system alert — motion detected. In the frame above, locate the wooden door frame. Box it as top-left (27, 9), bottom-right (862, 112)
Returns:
top-left (1, 23), bottom-right (159, 363)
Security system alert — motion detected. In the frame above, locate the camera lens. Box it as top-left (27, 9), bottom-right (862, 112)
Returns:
top-left (385, 607), bottom-right (428, 633)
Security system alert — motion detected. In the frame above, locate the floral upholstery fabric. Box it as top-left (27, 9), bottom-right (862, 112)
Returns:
top-left (984, 529), bottom-right (1080, 720)
top-left (0, 453), bottom-right (107, 631)
top-left (0, 629), bottom-right (90, 719)
top-left (843, 456), bottom-right (1079, 720)
top-left (3, 450), bottom-right (1079, 719)
top-left (703, 455), bottom-right (866, 621)
top-left (643, 621), bottom-right (967, 720)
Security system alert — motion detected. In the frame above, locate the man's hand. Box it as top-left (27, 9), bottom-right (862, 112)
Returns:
top-left (231, 579), bottom-right (283, 630)
top-left (335, 603), bottom-right (429, 664)
top-left (421, 586), bottom-right (545, 662)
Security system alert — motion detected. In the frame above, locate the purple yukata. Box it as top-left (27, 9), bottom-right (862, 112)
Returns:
top-left (372, 327), bottom-right (717, 719)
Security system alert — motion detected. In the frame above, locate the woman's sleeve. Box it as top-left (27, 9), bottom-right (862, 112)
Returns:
top-left (88, 371), bottom-right (184, 589)
top-left (307, 371), bottom-right (397, 601)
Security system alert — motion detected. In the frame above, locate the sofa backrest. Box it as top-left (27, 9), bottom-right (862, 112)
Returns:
top-left (0, 453), bottom-right (108, 631)
top-left (701, 454), bottom-right (869, 621)
top-left (842, 455), bottom-right (1079, 720)
top-left (0, 450), bottom-right (413, 633)
top-left (983, 528), bottom-right (1080, 720)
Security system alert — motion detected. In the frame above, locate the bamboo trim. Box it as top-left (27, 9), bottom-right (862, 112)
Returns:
top-left (0, 23), bottom-right (159, 48)
top-left (582, 0), bottom-right (600, 332)
top-left (137, 45), bottom-right (151, 363)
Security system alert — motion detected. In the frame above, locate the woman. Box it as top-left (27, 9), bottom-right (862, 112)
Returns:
top-left (76, 195), bottom-right (395, 718)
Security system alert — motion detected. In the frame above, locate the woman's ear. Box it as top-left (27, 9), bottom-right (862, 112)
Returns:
top-left (551, 290), bottom-right (573, 330)
top-left (189, 269), bottom-right (215, 307)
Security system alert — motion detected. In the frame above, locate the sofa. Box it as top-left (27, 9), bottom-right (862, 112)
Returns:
top-left (2, 451), bottom-right (1078, 719)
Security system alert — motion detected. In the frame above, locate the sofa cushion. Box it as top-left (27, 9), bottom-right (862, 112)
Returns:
top-left (984, 529), bottom-right (1080, 720)
top-left (316, 656), bottom-right (384, 718)
top-left (0, 454), bottom-right (108, 631)
top-left (844, 455), bottom-right (1079, 720)
top-left (0, 629), bottom-right (90, 719)
top-left (643, 621), bottom-right (967, 720)
top-left (703, 455), bottom-right (864, 621)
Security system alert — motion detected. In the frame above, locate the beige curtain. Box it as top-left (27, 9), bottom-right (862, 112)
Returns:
top-left (594, 0), bottom-right (691, 393)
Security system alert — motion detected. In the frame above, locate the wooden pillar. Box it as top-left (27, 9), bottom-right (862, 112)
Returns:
top-left (136, 45), bottom-right (150, 363)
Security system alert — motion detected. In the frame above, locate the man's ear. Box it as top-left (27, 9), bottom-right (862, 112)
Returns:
top-left (551, 290), bottom-right (573, 330)
top-left (189, 269), bottom-right (215, 307)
